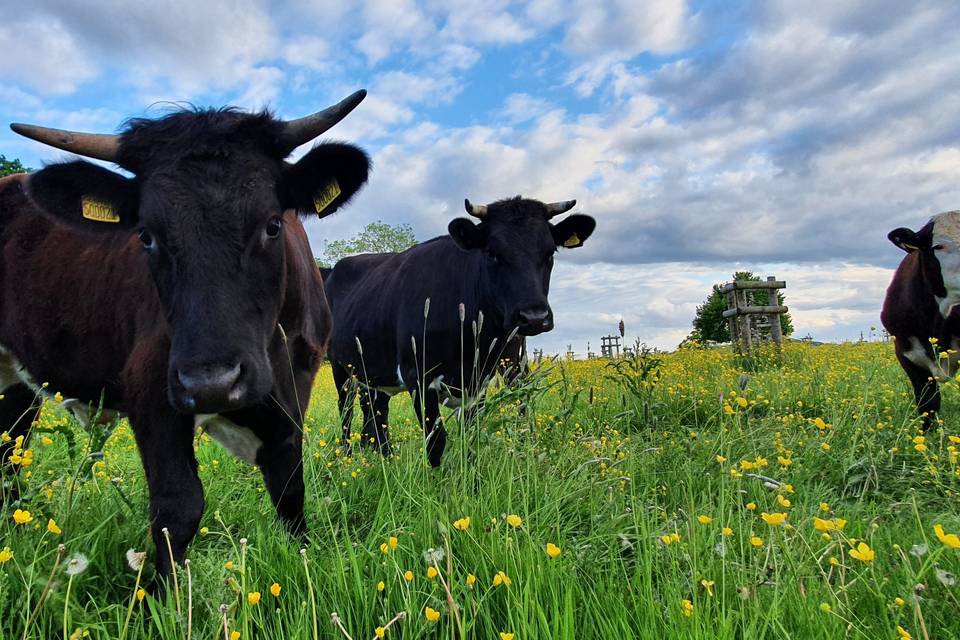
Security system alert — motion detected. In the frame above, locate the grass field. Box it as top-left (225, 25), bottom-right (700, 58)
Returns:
top-left (1, 340), bottom-right (959, 639)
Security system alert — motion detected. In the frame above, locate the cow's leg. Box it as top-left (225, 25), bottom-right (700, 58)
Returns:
top-left (413, 385), bottom-right (446, 467)
top-left (897, 352), bottom-right (941, 431)
top-left (255, 425), bottom-right (306, 537)
top-left (0, 383), bottom-right (41, 501)
top-left (332, 363), bottom-right (356, 448)
top-left (359, 390), bottom-right (392, 457)
top-left (130, 412), bottom-right (204, 581)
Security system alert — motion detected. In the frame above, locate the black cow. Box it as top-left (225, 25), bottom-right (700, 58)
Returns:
top-left (882, 210), bottom-right (960, 430)
top-left (0, 91), bottom-right (370, 580)
top-left (323, 196), bottom-right (595, 465)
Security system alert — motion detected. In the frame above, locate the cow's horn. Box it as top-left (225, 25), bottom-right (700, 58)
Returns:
top-left (9, 123), bottom-right (120, 162)
top-left (545, 199), bottom-right (577, 219)
top-left (279, 89), bottom-right (367, 153)
top-left (464, 198), bottom-right (487, 218)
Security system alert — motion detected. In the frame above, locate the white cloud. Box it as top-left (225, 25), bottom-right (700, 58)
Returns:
top-left (0, 20), bottom-right (98, 95)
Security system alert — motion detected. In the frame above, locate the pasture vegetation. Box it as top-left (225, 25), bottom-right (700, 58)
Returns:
top-left (1, 340), bottom-right (960, 639)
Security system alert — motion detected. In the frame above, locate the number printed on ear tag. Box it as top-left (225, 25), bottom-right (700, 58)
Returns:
top-left (81, 196), bottom-right (120, 223)
top-left (313, 180), bottom-right (342, 214)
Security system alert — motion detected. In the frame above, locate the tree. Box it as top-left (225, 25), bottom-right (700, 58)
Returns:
top-left (689, 271), bottom-right (793, 343)
top-left (317, 220), bottom-right (418, 267)
top-left (0, 155), bottom-right (29, 178)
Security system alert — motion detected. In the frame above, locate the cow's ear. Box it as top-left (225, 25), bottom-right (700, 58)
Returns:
top-left (448, 218), bottom-right (487, 251)
top-left (889, 227), bottom-right (922, 253)
top-left (551, 214), bottom-right (596, 249)
top-left (26, 161), bottom-right (139, 231)
top-left (280, 142), bottom-right (371, 219)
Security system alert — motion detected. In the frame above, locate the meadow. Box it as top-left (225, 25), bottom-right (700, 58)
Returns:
top-left (1, 340), bottom-right (959, 639)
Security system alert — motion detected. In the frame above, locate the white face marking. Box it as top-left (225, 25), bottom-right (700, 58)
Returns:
top-left (196, 414), bottom-right (262, 464)
top-left (931, 211), bottom-right (960, 317)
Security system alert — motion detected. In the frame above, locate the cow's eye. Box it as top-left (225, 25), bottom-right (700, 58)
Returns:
top-left (265, 216), bottom-right (283, 239)
top-left (138, 229), bottom-right (156, 251)
top-left (934, 244), bottom-right (945, 251)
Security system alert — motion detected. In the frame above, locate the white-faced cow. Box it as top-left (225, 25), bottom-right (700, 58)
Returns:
top-left (0, 91), bottom-right (371, 581)
top-left (882, 210), bottom-right (960, 430)
top-left (323, 196), bottom-right (595, 466)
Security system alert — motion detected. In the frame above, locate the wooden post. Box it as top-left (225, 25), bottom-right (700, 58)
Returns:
top-left (736, 288), bottom-right (752, 351)
top-left (767, 276), bottom-right (783, 349)
top-left (727, 291), bottom-right (739, 350)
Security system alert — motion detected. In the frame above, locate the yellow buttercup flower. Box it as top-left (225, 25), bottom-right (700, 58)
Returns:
top-left (849, 542), bottom-right (875, 563)
top-left (750, 536), bottom-right (764, 547)
top-left (546, 543), bottom-right (562, 558)
top-left (230, 632), bottom-right (240, 640)
top-left (247, 592), bottom-right (261, 606)
top-left (681, 598), bottom-right (694, 617)
top-left (934, 524), bottom-right (960, 549)
top-left (388, 536), bottom-right (398, 549)
top-left (403, 570), bottom-right (414, 582)
top-left (722, 527), bottom-right (733, 537)
top-left (761, 512), bottom-right (787, 526)
top-left (697, 514), bottom-right (712, 525)
top-left (380, 543), bottom-right (390, 554)
top-left (136, 588), bottom-right (146, 602)
top-left (427, 566), bottom-right (439, 579)
top-left (813, 517), bottom-right (846, 532)
top-left (47, 518), bottom-right (62, 535)
top-left (776, 495), bottom-right (791, 508)
top-left (466, 573), bottom-right (477, 588)
top-left (506, 514), bottom-right (523, 528)
top-left (377, 580), bottom-right (385, 592)
top-left (500, 633), bottom-right (515, 640)
top-left (375, 627), bottom-right (385, 639)
top-left (453, 517), bottom-right (470, 531)
top-left (700, 579), bottom-right (715, 596)
top-left (424, 607), bottom-right (440, 622)
top-left (659, 532), bottom-right (681, 545)
top-left (746, 502), bottom-right (757, 511)
top-left (12, 509), bottom-right (32, 525)
top-left (819, 502), bottom-right (830, 512)
top-left (493, 571), bottom-right (512, 587)
top-left (270, 582), bottom-right (281, 597)
top-left (897, 625), bottom-right (912, 639)
top-left (0, 547), bottom-right (12, 563)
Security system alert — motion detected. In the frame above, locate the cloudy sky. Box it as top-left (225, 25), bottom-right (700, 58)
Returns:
top-left (2, 1), bottom-right (959, 353)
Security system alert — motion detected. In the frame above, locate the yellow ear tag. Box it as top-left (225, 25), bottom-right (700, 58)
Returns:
top-left (313, 180), bottom-right (342, 214)
top-left (81, 196), bottom-right (120, 223)
top-left (902, 243), bottom-right (918, 251)
top-left (563, 233), bottom-right (581, 248)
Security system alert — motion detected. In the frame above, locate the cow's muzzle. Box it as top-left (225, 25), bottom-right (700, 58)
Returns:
top-left (515, 307), bottom-right (554, 336)
top-left (174, 363), bottom-right (244, 412)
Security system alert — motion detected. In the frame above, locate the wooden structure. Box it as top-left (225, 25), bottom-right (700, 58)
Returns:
top-left (600, 334), bottom-right (621, 358)
top-left (721, 276), bottom-right (787, 352)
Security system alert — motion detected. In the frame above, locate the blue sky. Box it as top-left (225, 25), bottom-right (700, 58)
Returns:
top-left (2, 1), bottom-right (960, 353)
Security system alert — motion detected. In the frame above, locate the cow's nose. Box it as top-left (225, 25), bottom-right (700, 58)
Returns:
top-left (178, 363), bottom-right (242, 402)
top-left (517, 308), bottom-right (553, 334)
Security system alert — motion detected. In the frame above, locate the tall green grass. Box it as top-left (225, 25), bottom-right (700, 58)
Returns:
top-left (1, 341), bottom-right (958, 639)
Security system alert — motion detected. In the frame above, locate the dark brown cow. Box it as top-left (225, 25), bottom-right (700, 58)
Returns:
top-left (0, 91), bottom-right (370, 581)
top-left (882, 210), bottom-right (960, 430)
